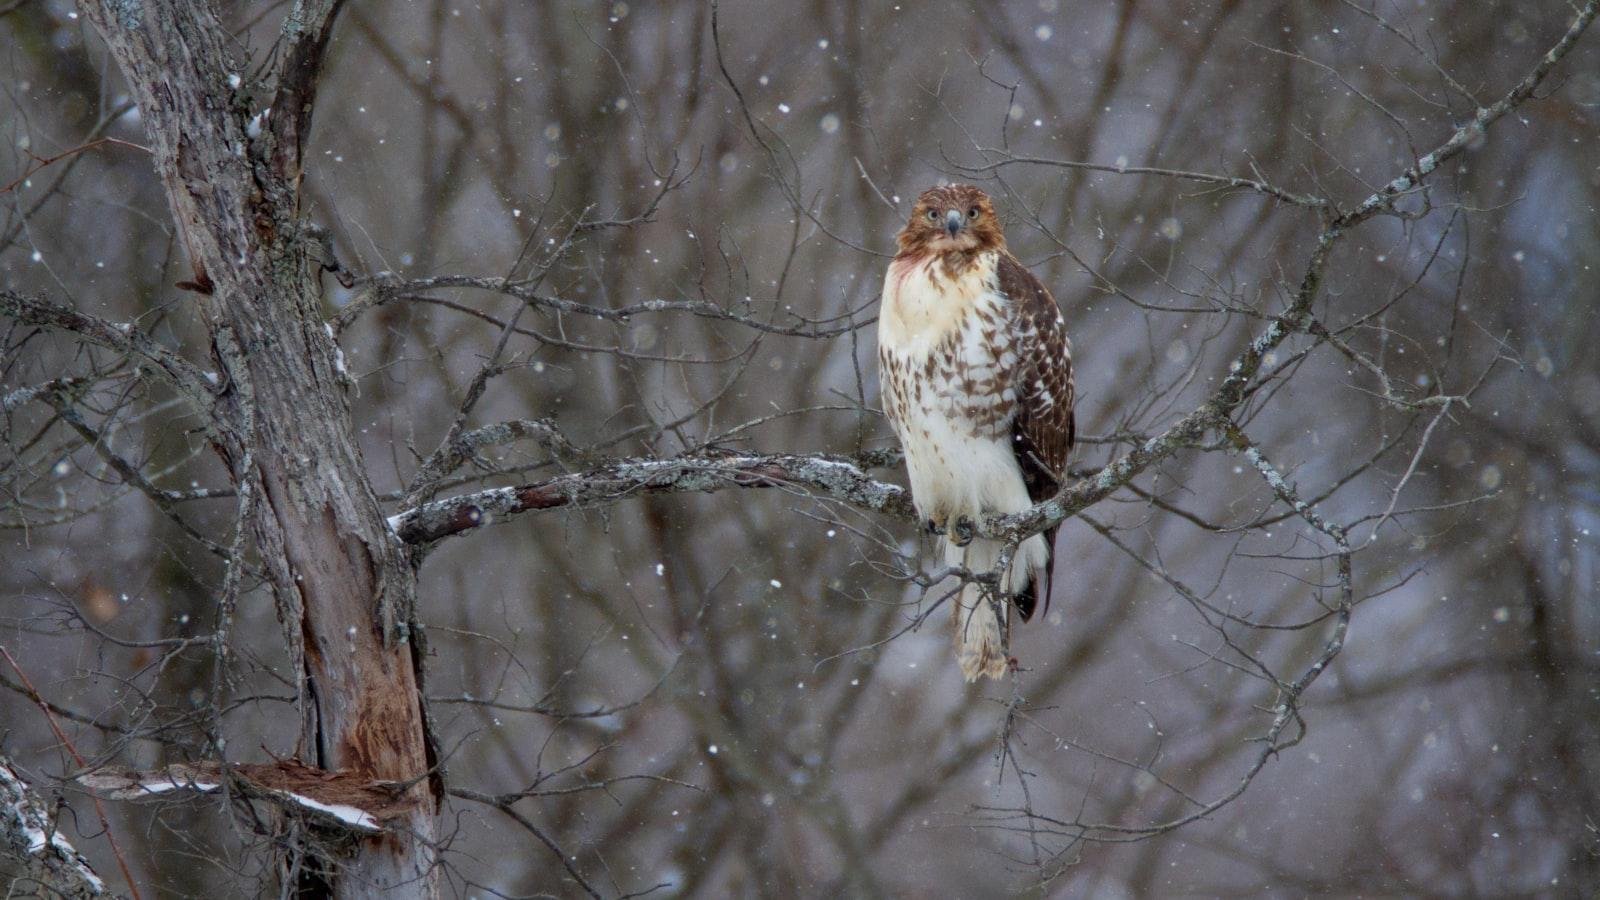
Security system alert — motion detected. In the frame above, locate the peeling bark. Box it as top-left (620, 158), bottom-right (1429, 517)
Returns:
top-left (79, 761), bottom-right (420, 835)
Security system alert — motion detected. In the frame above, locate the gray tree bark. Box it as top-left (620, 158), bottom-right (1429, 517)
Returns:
top-left (1, 753), bottom-right (110, 898)
top-left (74, 2), bottom-right (438, 895)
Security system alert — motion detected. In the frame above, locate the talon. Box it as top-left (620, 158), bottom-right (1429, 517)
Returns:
top-left (925, 518), bottom-right (946, 536)
top-left (951, 516), bottom-right (976, 547)
top-left (1007, 656), bottom-right (1021, 674)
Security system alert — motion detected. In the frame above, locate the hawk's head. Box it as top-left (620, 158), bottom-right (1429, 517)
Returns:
top-left (896, 184), bottom-right (1004, 258)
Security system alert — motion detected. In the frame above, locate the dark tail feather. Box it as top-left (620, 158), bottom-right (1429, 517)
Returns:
top-left (1013, 524), bottom-right (1059, 623)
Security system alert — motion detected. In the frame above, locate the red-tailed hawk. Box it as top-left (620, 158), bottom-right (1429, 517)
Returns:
top-left (878, 184), bottom-right (1076, 681)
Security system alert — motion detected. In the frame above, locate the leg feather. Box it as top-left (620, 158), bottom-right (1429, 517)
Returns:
top-left (947, 537), bottom-right (1009, 681)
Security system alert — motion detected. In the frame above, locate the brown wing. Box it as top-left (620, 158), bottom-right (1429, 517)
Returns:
top-left (996, 252), bottom-right (1075, 500)
top-left (996, 252), bottom-right (1075, 621)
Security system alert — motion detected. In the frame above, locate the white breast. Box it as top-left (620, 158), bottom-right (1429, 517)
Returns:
top-left (877, 252), bottom-right (1030, 527)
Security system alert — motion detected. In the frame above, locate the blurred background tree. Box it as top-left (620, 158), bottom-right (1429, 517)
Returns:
top-left (2, 1), bottom-right (1596, 896)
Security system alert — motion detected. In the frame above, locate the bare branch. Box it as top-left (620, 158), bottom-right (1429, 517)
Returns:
top-left (0, 291), bottom-right (216, 415)
top-left (954, 154), bottom-right (1329, 210)
top-left (388, 451), bottom-right (913, 545)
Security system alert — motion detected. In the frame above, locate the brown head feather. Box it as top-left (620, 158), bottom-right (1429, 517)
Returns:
top-left (895, 184), bottom-right (1006, 272)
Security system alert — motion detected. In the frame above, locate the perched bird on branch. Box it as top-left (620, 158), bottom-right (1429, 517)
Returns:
top-left (878, 184), bottom-right (1076, 681)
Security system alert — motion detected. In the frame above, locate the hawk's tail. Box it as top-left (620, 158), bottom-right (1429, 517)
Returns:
top-left (1015, 524), bottom-right (1059, 623)
top-left (947, 533), bottom-right (1050, 681)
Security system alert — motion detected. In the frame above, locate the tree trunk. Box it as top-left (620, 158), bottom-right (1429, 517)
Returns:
top-left (76, 3), bottom-right (438, 895)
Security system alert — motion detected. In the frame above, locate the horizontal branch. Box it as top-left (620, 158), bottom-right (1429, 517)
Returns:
top-left (338, 274), bottom-right (875, 340)
top-left (0, 291), bottom-right (215, 414)
top-left (388, 452), bottom-right (914, 545)
top-left (0, 137), bottom-right (150, 197)
top-left (2, 375), bottom-right (91, 413)
top-left (955, 154), bottom-right (1328, 209)
top-left (77, 760), bottom-right (417, 836)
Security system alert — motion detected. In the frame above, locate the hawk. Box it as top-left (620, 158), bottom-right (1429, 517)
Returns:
top-left (877, 184), bottom-right (1076, 681)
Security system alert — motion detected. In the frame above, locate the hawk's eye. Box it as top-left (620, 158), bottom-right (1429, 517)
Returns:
top-left (926, 209), bottom-right (938, 222)
top-left (968, 207), bottom-right (979, 219)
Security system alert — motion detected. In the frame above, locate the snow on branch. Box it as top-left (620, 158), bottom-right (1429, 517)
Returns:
top-left (1, 753), bottom-right (108, 898)
top-left (388, 451), bottom-right (915, 545)
top-left (77, 761), bottom-right (419, 836)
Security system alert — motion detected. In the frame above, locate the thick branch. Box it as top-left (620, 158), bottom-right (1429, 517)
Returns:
top-left (389, 452), bottom-right (914, 545)
top-left (400, 418), bottom-right (586, 510)
top-left (0, 754), bottom-right (109, 899)
top-left (268, 0), bottom-right (346, 183)
top-left (77, 761), bottom-right (415, 836)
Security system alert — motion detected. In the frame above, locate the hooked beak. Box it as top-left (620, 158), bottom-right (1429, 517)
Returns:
top-left (945, 209), bottom-right (963, 238)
